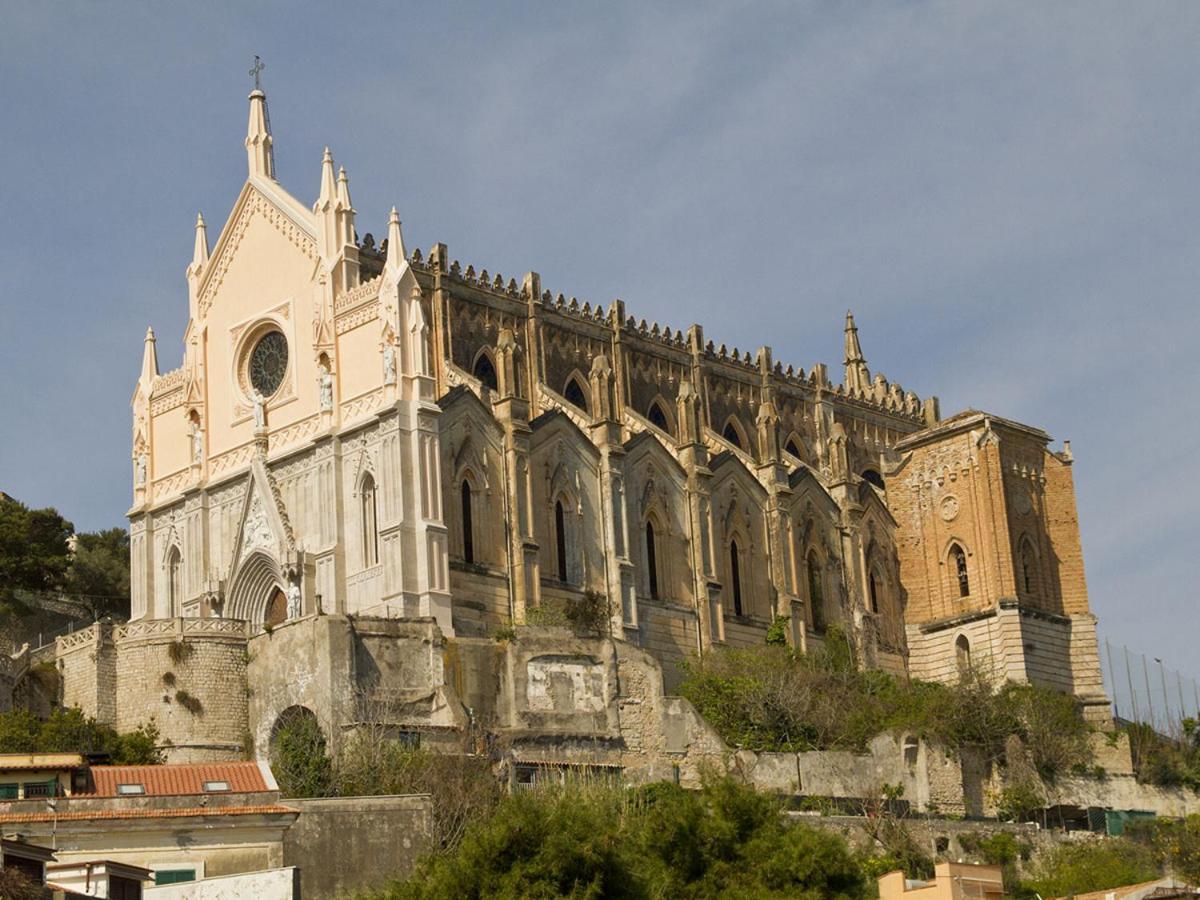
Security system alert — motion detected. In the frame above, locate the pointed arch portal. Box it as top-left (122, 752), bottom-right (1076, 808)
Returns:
top-left (226, 551), bottom-right (286, 625)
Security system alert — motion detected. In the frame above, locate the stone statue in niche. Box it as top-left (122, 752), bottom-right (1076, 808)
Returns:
top-left (191, 421), bottom-right (204, 464)
top-left (382, 343), bottom-right (397, 386)
top-left (318, 361), bottom-right (334, 412)
top-left (135, 453), bottom-right (147, 486)
top-left (251, 390), bottom-right (266, 429)
top-left (286, 580), bottom-right (301, 620)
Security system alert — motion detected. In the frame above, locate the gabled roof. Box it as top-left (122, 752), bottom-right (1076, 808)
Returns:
top-left (83, 760), bottom-right (274, 798)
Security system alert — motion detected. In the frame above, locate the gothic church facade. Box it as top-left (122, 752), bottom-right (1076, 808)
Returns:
top-left (127, 88), bottom-right (1107, 715)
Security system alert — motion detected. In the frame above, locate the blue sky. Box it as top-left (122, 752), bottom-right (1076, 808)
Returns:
top-left (0, 2), bottom-right (1196, 672)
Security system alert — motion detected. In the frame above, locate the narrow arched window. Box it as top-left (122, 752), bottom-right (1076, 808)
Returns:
top-left (555, 499), bottom-right (568, 582)
top-left (473, 353), bottom-right (498, 391)
top-left (956, 634), bottom-right (971, 679)
top-left (361, 474), bottom-right (379, 568)
top-left (729, 539), bottom-right (743, 616)
top-left (564, 377), bottom-right (589, 414)
top-left (646, 520), bottom-right (659, 600)
top-left (647, 401), bottom-right (669, 434)
top-left (1019, 538), bottom-right (1037, 596)
top-left (722, 421), bottom-right (743, 449)
top-left (868, 570), bottom-right (880, 614)
top-left (167, 547), bottom-right (182, 616)
top-left (785, 439), bottom-right (803, 460)
top-left (950, 544), bottom-right (969, 598)
top-left (807, 550), bottom-right (826, 633)
top-left (862, 469), bottom-right (885, 490)
top-left (461, 480), bottom-right (475, 564)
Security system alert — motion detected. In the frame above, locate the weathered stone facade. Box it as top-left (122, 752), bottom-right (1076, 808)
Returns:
top-left (17, 84), bottom-right (1140, 821)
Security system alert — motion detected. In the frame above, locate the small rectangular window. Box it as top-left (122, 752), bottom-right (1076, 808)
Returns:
top-left (22, 780), bottom-right (55, 798)
top-left (0, 783), bottom-right (18, 799)
top-left (155, 869), bottom-right (196, 885)
top-left (202, 780), bottom-right (230, 792)
top-left (117, 783), bottom-right (145, 795)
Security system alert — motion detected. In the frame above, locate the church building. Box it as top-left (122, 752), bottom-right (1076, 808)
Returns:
top-left (126, 84), bottom-right (1108, 717)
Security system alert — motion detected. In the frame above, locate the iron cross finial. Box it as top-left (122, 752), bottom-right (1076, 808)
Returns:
top-left (250, 55), bottom-right (265, 91)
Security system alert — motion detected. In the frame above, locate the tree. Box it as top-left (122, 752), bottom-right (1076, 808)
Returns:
top-left (0, 866), bottom-right (46, 900)
top-left (0, 707), bottom-right (163, 764)
top-left (65, 527), bottom-right (131, 619)
top-left (367, 778), bottom-right (869, 899)
top-left (0, 494), bottom-right (73, 618)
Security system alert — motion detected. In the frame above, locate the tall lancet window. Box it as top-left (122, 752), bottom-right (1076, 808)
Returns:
top-left (555, 500), bottom-right (569, 582)
top-left (167, 547), bottom-right (182, 616)
top-left (646, 520), bottom-right (660, 600)
top-left (950, 544), bottom-right (970, 598)
top-left (461, 480), bottom-right (475, 564)
top-left (729, 539), bottom-right (743, 617)
top-left (807, 550), bottom-right (826, 634)
top-left (361, 474), bottom-right (379, 568)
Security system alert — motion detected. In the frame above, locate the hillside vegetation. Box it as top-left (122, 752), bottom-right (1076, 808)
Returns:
top-left (677, 630), bottom-right (1093, 780)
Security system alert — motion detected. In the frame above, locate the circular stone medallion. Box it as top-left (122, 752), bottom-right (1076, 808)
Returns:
top-left (939, 495), bottom-right (959, 522)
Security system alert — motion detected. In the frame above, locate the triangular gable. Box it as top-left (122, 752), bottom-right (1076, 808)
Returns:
top-left (529, 409), bottom-right (601, 460)
top-left (855, 481), bottom-right (899, 529)
top-left (196, 179), bottom-right (319, 321)
top-left (227, 455), bottom-right (295, 578)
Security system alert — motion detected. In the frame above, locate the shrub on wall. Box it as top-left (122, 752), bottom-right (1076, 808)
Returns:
top-left (676, 643), bottom-right (1093, 778)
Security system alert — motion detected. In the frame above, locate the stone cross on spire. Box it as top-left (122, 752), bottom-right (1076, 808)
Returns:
top-left (250, 55), bottom-right (265, 91)
top-left (245, 57), bottom-right (275, 180)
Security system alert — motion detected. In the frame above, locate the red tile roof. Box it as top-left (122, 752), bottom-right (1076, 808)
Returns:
top-left (0, 805), bottom-right (297, 825)
top-left (84, 761), bottom-right (272, 797)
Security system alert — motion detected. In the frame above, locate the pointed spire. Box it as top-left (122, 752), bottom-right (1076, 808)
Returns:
top-left (141, 327), bottom-right (159, 383)
top-left (337, 166), bottom-right (352, 209)
top-left (385, 207), bottom-right (407, 269)
top-left (843, 310), bottom-right (870, 394)
top-left (317, 147), bottom-right (336, 210)
top-left (245, 89), bottom-right (275, 180)
top-left (190, 213), bottom-right (209, 271)
top-left (844, 311), bottom-right (865, 364)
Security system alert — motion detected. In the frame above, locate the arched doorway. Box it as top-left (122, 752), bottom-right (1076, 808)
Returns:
top-left (226, 551), bottom-right (286, 627)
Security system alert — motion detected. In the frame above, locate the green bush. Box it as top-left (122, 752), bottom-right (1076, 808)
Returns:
top-left (1128, 814), bottom-right (1200, 884)
top-left (362, 777), bottom-right (868, 899)
top-left (0, 707), bottom-right (163, 764)
top-left (336, 732), bottom-right (501, 848)
top-left (270, 711), bottom-right (335, 798)
top-left (1021, 838), bottom-right (1161, 897)
top-left (1126, 719), bottom-right (1200, 790)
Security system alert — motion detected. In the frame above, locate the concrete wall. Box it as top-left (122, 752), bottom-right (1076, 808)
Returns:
top-left (282, 795), bottom-right (432, 898)
top-left (145, 868), bottom-right (299, 900)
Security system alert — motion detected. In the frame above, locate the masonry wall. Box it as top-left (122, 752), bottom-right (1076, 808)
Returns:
top-left (56, 623), bottom-right (116, 722)
top-left (114, 619), bottom-right (250, 761)
top-left (282, 795), bottom-right (433, 898)
top-left (636, 601), bottom-right (698, 692)
top-left (0, 649), bottom-right (18, 714)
